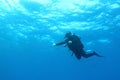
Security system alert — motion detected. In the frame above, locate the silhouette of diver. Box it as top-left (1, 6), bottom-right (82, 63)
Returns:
top-left (53, 31), bottom-right (103, 60)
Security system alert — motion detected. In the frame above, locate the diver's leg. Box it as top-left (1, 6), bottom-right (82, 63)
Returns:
top-left (74, 53), bottom-right (82, 60)
top-left (82, 51), bottom-right (103, 58)
top-left (72, 50), bottom-right (82, 60)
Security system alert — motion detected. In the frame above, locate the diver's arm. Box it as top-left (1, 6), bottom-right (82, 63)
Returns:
top-left (55, 41), bottom-right (66, 46)
top-left (53, 39), bottom-right (68, 46)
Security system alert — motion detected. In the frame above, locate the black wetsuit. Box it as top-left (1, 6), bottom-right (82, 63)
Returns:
top-left (56, 34), bottom-right (102, 59)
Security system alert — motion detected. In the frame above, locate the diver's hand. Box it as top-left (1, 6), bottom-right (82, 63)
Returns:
top-left (68, 40), bottom-right (72, 44)
top-left (52, 43), bottom-right (56, 46)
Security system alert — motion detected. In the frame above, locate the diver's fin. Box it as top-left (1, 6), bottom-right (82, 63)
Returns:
top-left (93, 52), bottom-right (103, 57)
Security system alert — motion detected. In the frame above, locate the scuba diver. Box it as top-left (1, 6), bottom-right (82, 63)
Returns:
top-left (53, 31), bottom-right (103, 60)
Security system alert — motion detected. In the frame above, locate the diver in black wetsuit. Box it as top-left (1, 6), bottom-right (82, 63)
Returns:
top-left (53, 31), bottom-right (103, 60)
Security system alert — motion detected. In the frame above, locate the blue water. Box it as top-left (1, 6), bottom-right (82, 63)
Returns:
top-left (0, 0), bottom-right (120, 80)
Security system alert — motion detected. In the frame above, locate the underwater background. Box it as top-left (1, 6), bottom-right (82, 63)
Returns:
top-left (0, 0), bottom-right (120, 80)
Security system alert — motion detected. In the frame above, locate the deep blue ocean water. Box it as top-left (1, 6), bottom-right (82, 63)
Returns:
top-left (0, 0), bottom-right (120, 80)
